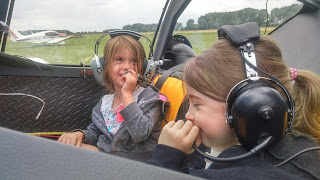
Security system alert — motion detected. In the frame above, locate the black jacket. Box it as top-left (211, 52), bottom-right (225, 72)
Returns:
top-left (148, 133), bottom-right (320, 180)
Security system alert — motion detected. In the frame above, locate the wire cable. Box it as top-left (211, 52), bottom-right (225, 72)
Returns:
top-left (8, 55), bottom-right (44, 92)
top-left (6, 76), bottom-right (17, 93)
top-left (193, 136), bottom-right (274, 162)
top-left (165, 50), bottom-right (196, 58)
top-left (27, 132), bottom-right (64, 136)
top-left (31, 60), bottom-right (43, 90)
top-left (4, 57), bottom-right (45, 119)
top-left (275, 147), bottom-right (320, 167)
top-left (31, 134), bottom-right (60, 138)
top-left (0, 93), bottom-right (45, 119)
top-left (240, 50), bottom-right (277, 80)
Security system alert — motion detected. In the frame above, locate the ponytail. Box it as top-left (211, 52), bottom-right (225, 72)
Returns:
top-left (292, 70), bottom-right (320, 144)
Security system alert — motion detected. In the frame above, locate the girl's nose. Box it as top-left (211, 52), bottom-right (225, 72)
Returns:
top-left (122, 61), bottom-right (131, 70)
top-left (185, 107), bottom-right (194, 122)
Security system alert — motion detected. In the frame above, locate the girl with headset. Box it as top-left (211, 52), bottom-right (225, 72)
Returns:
top-left (148, 33), bottom-right (320, 179)
top-left (58, 35), bottom-right (163, 162)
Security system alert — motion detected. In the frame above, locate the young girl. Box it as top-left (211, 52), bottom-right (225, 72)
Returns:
top-left (148, 35), bottom-right (320, 178)
top-left (58, 35), bottom-right (163, 162)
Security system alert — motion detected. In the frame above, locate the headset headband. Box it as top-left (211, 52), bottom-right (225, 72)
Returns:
top-left (93, 30), bottom-right (154, 75)
top-left (217, 22), bottom-right (260, 46)
top-left (218, 22), bottom-right (260, 79)
top-left (109, 30), bottom-right (141, 40)
top-left (218, 22), bottom-right (295, 133)
top-left (94, 30), bottom-right (151, 57)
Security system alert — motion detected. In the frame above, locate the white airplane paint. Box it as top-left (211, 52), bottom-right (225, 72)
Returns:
top-left (8, 28), bottom-right (70, 44)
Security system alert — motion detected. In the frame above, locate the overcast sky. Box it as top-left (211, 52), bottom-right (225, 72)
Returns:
top-left (10, 0), bottom-right (300, 32)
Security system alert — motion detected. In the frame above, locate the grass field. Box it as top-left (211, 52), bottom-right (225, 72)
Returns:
top-left (4, 28), bottom-right (275, 65)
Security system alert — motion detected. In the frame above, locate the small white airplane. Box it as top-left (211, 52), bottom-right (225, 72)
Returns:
top-left (8, 28), bottom-right (70, 45)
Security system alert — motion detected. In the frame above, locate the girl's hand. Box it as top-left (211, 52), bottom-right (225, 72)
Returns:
top-left (57, 131), bottom-right (84, 147)
top-left (121, 68), bottom-right (138, 96)
top-left (158, 120), bottom-right (200, 155)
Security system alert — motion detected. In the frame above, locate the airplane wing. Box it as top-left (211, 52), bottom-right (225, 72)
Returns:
top-left (47, 36), bottom-right (70, 44)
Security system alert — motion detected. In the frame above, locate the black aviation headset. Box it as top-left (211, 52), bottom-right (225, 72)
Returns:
top-left (192, 22), bottom-right (295, 162)
top-left (91, 30), bottom-right (154, 85)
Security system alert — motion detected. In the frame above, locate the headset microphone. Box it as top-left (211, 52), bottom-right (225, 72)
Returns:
top-left (192, 22), bottom-right (295, 163)
top-left (192, 136), bottom-right (274, 162)
top-left (123, 70), bottom-right (152, 85)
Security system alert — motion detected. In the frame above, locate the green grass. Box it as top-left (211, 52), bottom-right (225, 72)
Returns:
top-left (4, 29), bottom-right (273, 65)
top-left (175, 31), bottom-right (219, 55)
top-left (176, 29), bottom-right (273, 55)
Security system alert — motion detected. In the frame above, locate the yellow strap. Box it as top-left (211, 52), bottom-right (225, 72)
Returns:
top-left (153, 75), bottom-right (186, 127)
top-left (27, 132), bottom-right (65, 136)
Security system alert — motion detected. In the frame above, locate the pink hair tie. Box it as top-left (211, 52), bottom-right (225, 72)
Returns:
top-left (290, 68), bottom-right (298, 81)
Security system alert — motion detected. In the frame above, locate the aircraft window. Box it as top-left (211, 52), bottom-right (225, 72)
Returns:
top-left (4, 0), bottom-right (302, 64)
top-left (45, 32), bottom-right (52, 36)
top-left (5, 1), bottom-right (166, 65)
top-left (44, 32), bottom-right (59, 36)
top-left (176, 0), bottom-right (302, 55)
top-left (52, 32), bottom-right (59, 36)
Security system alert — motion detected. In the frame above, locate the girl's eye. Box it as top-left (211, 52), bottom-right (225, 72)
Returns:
top-left (116, 58), bottom-right (123, 62)
top-left (131, 60), bottom-right (137, 64)
top-left (193, 103), bottom-right (200, 108)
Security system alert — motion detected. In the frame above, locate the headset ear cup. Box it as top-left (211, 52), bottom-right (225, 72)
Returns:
top-left (229, 80), bottom-right (288, 149)
top-left (226, 81), bottom-right (249, 128)
top-left (91, 56), bottom-right (105, 86)
top-left (99, 56), bottom-right (105, 73)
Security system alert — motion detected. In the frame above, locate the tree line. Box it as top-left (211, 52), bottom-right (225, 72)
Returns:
top-left (18, 4), bottom-right (302, 35)
top-left (120, 4), bottom-right (302, 32)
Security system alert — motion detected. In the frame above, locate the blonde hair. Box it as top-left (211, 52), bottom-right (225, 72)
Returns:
top-left (103, 35), bottom-right (146, 92)
top-left (292, 70), bottom-right (320, 144)
top-left (183, 36), bottom-right (320, 145)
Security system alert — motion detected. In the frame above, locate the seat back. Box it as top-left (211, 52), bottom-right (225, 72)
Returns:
top-left (153, 35), bottom-right (195, 126)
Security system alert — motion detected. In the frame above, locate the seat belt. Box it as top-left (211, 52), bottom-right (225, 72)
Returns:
top-left (155, 63), bottom-right (184, 90)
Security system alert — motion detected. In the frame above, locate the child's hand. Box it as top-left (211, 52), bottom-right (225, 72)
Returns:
top-left (158, 120), bottom-right (200, 155)
top-left (121, 69), bottom-right (138, 95)
top-left (57, 131), bottom-right (84, 147)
